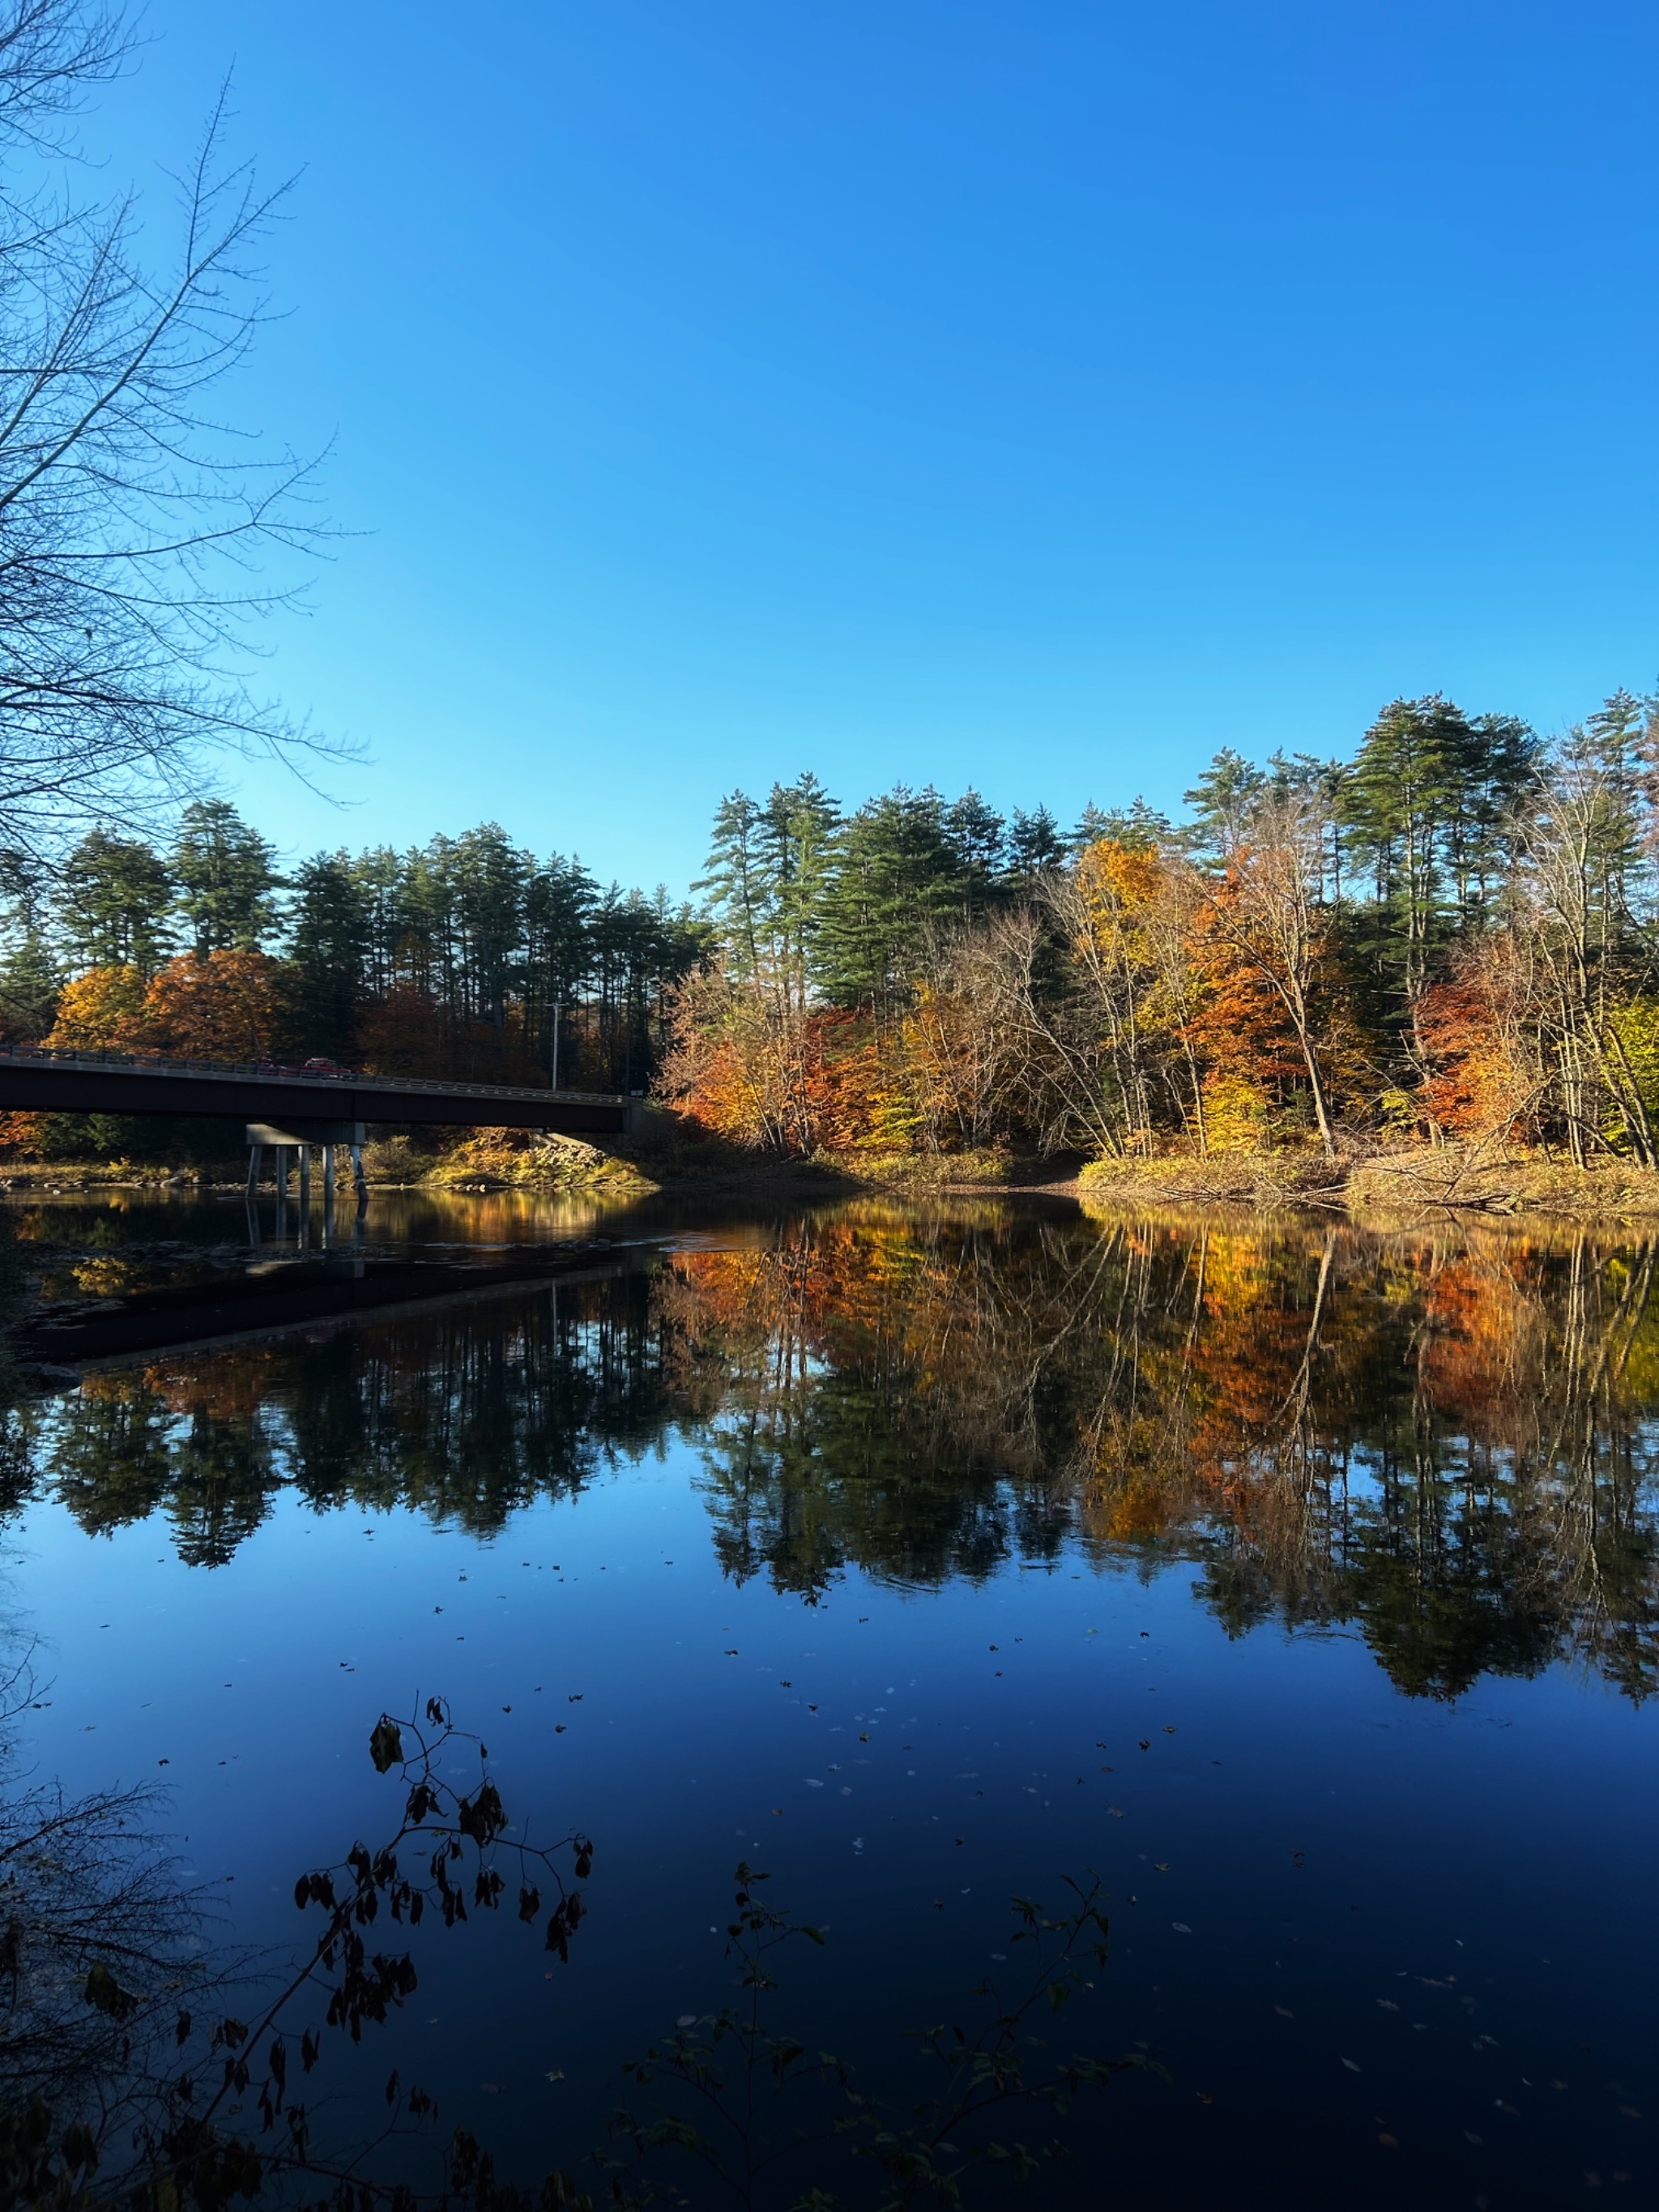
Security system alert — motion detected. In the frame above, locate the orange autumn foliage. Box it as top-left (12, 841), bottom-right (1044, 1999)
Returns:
top-left (45, 963), bottom-right (153, 1050)
top-left (41, 951), bottom-right (289, 1061)
top-left (1414, 967), bottom-right (1533, 1140)
top-left (143, 950), bottom-right (288, 1061)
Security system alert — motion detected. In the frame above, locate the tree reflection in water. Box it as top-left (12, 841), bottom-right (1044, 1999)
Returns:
top-left (6, 1202), bottom-right (1658, 1700)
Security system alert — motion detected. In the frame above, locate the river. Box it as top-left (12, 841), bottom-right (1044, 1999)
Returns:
top-left (3, 1188), bottom-right (1655, 2207)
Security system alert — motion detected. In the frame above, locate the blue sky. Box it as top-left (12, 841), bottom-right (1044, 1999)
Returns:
top-left (92, 0), bottom-right (1659, 894)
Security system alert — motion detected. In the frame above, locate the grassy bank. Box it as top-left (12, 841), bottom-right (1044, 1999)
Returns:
top-left (1078, 1146), bottom-right (1659, 1222)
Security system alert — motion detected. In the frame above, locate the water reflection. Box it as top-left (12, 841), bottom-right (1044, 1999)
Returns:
top-left (8, 1204), bottom-right (1659, 1699)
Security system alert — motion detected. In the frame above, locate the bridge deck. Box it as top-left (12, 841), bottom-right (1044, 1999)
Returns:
top-left (0, 1044), bottom-right (635, 1134)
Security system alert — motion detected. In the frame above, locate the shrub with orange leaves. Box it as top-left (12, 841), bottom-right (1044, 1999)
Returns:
top-left (1415, 961), bottom-right (1533, 1140)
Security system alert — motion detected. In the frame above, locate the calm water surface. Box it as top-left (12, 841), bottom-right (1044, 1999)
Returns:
top-left (4, 1189), bottom-right (1657, 2208)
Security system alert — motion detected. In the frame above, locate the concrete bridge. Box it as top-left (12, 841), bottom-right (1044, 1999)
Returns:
top-left (0, 1041), bottom-right (649, 1253)
top-left (0, 1042), bottom-right (638, 1136)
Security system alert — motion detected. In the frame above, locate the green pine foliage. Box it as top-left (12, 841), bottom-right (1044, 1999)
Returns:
top-left (172, 800), bottom-right (281, 956)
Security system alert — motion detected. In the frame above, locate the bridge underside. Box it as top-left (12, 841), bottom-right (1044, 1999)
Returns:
top-left (0, 1060), bottom-right (634, 1134)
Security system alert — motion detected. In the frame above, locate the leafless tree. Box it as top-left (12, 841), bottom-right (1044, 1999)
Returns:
top-left (0, 0), bottom-right (342, 862)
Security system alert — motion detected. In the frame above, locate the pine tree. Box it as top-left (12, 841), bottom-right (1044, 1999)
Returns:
top-left (1006, 805), bottom-right (1066, 888)
top-left (446, 825), bottom-right (529, 1035)
top-left (58, 831), bottom-right (176, 975)
top-left (347, 847), bottom-right (411, 997)
top-left (524, 854), bottom-right (598, 1083)
top-left (694, 792), bottom-right (778, 992)
top-left (172, 801), bottom-right (279, 956)
top-left (1182, 750), bottom-right (1267, 858)
top-left (760, 775), bottom-right (840, 1010)
top-left (1341, 697), bottom-right (1476, 1000)
top-left (943, 789), bottom-right (1005, 918)
top-left (813, 788), bottom-right (965, 1014)
top-left (1076, 798), bottom-right (1172, 853)
top-left (288, 854), bottom-right (371, 1059)
top-left (0, 923), bottom-right (59, 1039)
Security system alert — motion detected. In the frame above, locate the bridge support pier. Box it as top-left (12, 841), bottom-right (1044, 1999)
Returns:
top-left (246, 1121), bottom-right (369, 1248)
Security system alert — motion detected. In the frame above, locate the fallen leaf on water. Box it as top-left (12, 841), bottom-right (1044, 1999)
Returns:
top-left (676, 2014), bottom-right (697, 2027)
top-left (1274, 2005), bottom-right (1294, 2018)
top-left (1378, 2133), bottom-right (1399, 2149)
top-left (1172, 1922), bottom-right (1192, 1934)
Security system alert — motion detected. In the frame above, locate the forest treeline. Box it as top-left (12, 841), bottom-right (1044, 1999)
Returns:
top-left (5, 686), bottom-right (1659, 1163)
top-left (0, 804), bottom-right (708, 1112)
top-left (668, 688), bottom-right (1659, 1164)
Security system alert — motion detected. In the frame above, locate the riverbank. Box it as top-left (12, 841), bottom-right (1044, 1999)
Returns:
top-left (11, 1129), bottom-right (1659, 1223)
top-left (1077, 1146), bottom-right (1659, 1222)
